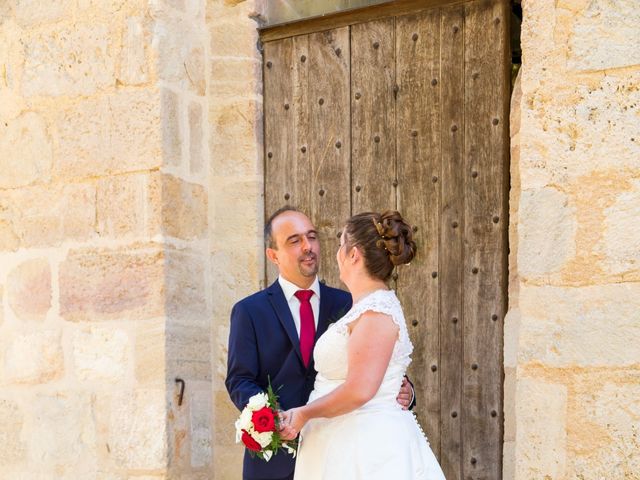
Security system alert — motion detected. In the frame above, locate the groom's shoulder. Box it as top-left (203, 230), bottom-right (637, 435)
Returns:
top-left (234, 287), bottom-right (270, 309)
top-left (233, 280), bottom-right (283, 310)
top-left (321, 283), bottom-right (351, 303)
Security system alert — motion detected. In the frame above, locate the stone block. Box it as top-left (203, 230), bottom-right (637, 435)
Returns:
top-left (566, 1), bottom-right (640, 71)
top-left (165, 248), bottom-right (207, 324)
top-left (0, 219), bottom-right (20, 252)
top-left (210, 99), bottom-right (262, 177)
top-left (213, 324), bottom-right (230, 386)
top-left (503, 366), bottom-right (516, 442)
top-left (96, 173), bottom-right (156, 238)
top-left (186, 0), bottom-right (204, 19)
top-left (0, 18), bottom-right (26, 122)
top-left (161, 88), bottom-right (182, 167)
top-left (502, 440), bottom-right (515, 480)
top-left (0, 398), bottom-right (26, 465)
top-left (3, 183), bottom-right (96, 248)
top-left (1, 330), bottom-right (64, 384)
top-left (210, 241), bottom-right (262, 334)
top-left (154, 16), bottom-right (206, 94)
top-left (210, 57), bottom-right (260, 96)
top-left (189, 388), bottom-right (212, 468)
top-left (59, 244), bottom-right (165, 322)
top-left (210, 99), bottom-right (261, 151)
top-left (118, 17), bottom-right (150, 86)
top-left (568, 374), bottom-right (640, 478)
top-left (72, 326), bottom-right (129, 382)
top-left (209, 17), bottom-right (258, 58)
top-left (0, 112), bottom-right (52, 189)
top-left (518, 283), bottom-right (640, 367)
top-left (26, 392), bottom-right (97, 471)
top-left (514, 377), bottom-right (567, 479)
top-left (519, 73), bottom-right (640, 188)
top-left (188, 101), bottom-right (204, 175)
top-left (22, 23), bottom-right (115, 97)
top-left (517, 187), bottom-right (577, 278)
top-left (135, 318), bottom-right (165, 385)
top-left (212, 391), bottom-right (243, 477)
top-left (7, 258), bottom-right (52, 322)
top-left (14, 0), bottom-right (73, 26)
top-left (77, 0), bottom-right (139, 15)
top-left (161, 175), bottom-right (207, 240)
top-left (167, 0), bottom-right (186, 11)
top-left (166, 324), bottom-right (210, 381)
top-left (185, 45), bottom-right (206, 96)
top-left (109, 389), bottom-right (166, 469)
top-left (503, 308), bottom-right (520, 369)
top-left (55, 89), bottom-right (162, 180)
top-left (598, 178), bottom-right (640, 275)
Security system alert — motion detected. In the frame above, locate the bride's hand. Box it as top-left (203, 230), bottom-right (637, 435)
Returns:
top-left (278, 408), bottom-right (307, 440)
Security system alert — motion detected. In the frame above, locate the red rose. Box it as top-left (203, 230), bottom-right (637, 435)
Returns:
top-left (241, 430), bottom-right (262, 452)
top-left (251, 406), bottom-right (276, 433)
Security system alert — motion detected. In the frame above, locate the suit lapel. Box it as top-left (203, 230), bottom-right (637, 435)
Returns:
top-left (266, 281), bottom-right (304, 366)
top-left (316, 283), bottom-right (335, 341)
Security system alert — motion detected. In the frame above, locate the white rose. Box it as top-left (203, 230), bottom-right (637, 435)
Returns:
top-left (234, 418), bottom-right (242, 443)
top-left (237, 407), bottom-right (254, 432)
top-left (252, 430), bottom-right (273, 448)
top-left (247, 392), bottom-right (269, 411)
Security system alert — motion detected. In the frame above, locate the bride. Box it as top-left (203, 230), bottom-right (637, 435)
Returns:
top-left (280, 211), bottom-right (445, 479)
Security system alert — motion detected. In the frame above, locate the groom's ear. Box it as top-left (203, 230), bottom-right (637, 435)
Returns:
top-left (266, 247), bottom-right (279, 265)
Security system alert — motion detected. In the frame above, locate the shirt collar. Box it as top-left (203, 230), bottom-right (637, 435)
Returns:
top-left (278, 275), bottom-right (321, 302)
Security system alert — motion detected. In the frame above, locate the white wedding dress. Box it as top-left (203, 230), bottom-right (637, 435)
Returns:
top-left (294, 289), bottom-right (446, 480)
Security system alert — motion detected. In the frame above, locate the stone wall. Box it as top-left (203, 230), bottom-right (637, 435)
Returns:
top-left (505, 0), bottom-right (640, 478)
top-left (0, 0), bottom-right (213, 478)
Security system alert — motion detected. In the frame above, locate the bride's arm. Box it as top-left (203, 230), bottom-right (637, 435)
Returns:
top-left (281, 310), bottom-right (398, 434)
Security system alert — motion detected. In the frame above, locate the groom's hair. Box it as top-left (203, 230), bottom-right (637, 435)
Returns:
top-left (264, 205), bottom-right (301, 249)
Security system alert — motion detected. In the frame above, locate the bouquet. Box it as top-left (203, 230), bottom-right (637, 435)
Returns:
top-left (234, 381), bottom-right (298, 462)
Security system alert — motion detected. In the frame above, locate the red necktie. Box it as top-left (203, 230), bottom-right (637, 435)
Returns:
top-left (294, 290), bottom-right (315, 367)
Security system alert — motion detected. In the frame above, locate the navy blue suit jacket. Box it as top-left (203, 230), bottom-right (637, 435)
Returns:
top-left (225, 280), bottom-right (352, 480)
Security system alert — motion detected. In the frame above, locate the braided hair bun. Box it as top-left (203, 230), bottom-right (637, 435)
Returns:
top-left (344, 210), bottom-right (417, 281)
top-left (374, 211), bottom-right (417, 266)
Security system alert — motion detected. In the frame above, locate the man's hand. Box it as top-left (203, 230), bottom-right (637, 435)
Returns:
top-left (278, 408), bottom-right (306, 440)
top-left (396, 376), bottom-right (414, 410)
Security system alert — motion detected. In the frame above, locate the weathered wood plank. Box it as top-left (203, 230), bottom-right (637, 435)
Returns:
top-left (439, 5), bottom-right (465, 479)
top-left (351, 18), bottom-right (396, 214)
top-left (307, 28), bottom-right (351, 288)
top-left (395, 7), bottom-right (442, 460)
top-left (291, 34), bottom-right (311, 216)
top-left (462, 0), bottom-right (508, 479)
top-left (264, 38), bottom-right (296, 284)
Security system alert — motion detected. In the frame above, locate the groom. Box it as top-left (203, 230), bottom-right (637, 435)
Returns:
top-left (226, 207), bottom-right (413, 480)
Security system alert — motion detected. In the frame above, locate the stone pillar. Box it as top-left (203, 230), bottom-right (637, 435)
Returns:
top-left (207, 0), bottom-right (265, 477)
top-left (0, 1), bottom-right (212, 478)
top-left (507, 0), bottom-right (640, 478)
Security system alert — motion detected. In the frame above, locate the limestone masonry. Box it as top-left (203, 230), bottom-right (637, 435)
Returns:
top-left (0, 0), bottom-right (638, 479)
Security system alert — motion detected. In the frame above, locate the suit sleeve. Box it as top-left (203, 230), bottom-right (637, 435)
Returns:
top-left (225, 302), bottom-right (264, 411)
top-left (405, 375), bottom-right (417, 410)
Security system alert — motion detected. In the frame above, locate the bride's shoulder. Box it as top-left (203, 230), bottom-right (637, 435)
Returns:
top-left (345, 290), bottom-right (401, 321)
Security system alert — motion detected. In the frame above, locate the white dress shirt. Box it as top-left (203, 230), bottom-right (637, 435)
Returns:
top-left (278, 275), bottom-right (321, 337)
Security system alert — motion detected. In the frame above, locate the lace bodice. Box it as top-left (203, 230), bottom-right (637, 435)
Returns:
top-left (311, 290), bottom-right (413, 401)
top-left (297, 292), bottom-right (446, 480)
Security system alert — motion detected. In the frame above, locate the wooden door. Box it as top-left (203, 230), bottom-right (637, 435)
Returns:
top-left (262, 1), bottom-right (509, 478)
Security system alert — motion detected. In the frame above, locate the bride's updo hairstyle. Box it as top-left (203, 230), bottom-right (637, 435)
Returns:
top-left (344, 210), bottom-right (417, 282)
